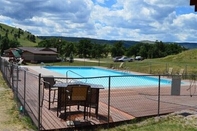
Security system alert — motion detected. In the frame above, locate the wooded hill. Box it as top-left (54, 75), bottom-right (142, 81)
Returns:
top-left (0, 23), bottom-right (41, 47)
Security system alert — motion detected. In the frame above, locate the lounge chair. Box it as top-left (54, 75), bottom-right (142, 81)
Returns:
top-left (118, 62), bottom-right (129, 71)
top-left (177, 68), bottom-right (184, 77)
top-left (119, 62), bottom-right (124, 69)
top-left (165, 67), bottom-right (173, 77)
top-left (17, 58), bottom-right (24, 65)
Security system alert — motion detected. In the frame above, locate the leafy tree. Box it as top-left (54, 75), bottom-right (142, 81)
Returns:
top-left (126, 43), bottom-right (143, 57)
top-left (9, 39), bottom-right (20, 48)
top-left (103, 44), bottom-right (111, 57)
top-left (111, 41), bottom-right (125, 57)
top-left (69, 51), bottom-right (74, 63)
top-left (0, 36), bottom-right (20, 55)
top-left (91, 43), bottom-right (103, 58)
top-left (76, 39), bottom-right (92, 58)
top-left (61, 41), bottom-right (76, 58)
top-left (29, 35), bottom-right (36, 43)
top-left (0, 36), bottom-right (9, 55)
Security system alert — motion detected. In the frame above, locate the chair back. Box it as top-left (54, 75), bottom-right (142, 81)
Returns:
top-left (42, 75), bottom-right (55, 88)
top-left (57, 84), bottom-right (90, 107)
top-left (57, 84), bottom-right (90, 113)
top-left (179, 69), bottom-right (184, 75)
top-left (168, 68), bottom-right (173, 75)
top-left (70, 85), bottom-right (90, 101)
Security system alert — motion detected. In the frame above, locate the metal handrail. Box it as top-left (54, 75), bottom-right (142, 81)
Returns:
top-left (66, 70), bottom-right (87, 83)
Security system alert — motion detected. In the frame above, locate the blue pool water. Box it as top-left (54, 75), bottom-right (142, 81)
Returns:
top-left (44, 66), bottom-right (172, 88)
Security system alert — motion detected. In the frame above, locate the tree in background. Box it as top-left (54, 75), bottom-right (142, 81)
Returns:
top-left (0, 36), bottom-right (20, 55)
top-left (69, 51), bottom-right (74, 63)
top-left (0, 36), bottom-right (9, 55)
top-left (37, 37), bottom-right (187, 61)
top-left (91, 43), bottom-right (103, 59)
top-left (111, 41), bottom-right (125, 57)
top-left (27, 34), bottom-right (36, 43)
top-left (126, 41), bottom-right (187, 59)
top-left (61, 41), bottom-right (76, 59)
top-left (76, 39), bottom-right (92, 58)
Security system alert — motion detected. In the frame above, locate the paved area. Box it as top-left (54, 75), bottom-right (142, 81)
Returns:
top-left (25, 66), bottom-right (65, 77)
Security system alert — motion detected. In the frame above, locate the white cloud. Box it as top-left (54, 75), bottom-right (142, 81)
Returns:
top-left (0, 0), bottom-right (196, 42)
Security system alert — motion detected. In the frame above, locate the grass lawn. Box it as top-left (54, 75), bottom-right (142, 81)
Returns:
top-left (0, 72), bottom-right (36, 131)
top-left (99, 112), bottom-right (197, 131)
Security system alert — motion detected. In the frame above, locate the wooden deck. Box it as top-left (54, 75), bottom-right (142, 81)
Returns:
top-left (13, 69), bottom-right (197, 130)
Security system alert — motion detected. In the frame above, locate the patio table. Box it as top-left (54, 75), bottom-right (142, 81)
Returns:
top-left (53, 81), bottom-right (104, 118)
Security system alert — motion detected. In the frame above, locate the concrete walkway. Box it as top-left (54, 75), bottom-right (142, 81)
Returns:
top-left (24, 66), bottom-right (65, 77)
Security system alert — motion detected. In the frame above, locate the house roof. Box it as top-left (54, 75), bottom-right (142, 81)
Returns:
top-left (18, 47), bottom-right (57, 55)
top-left (11, 50), bottom-right (21, 58)
top-left (3, 48), bottom-right (21, 58)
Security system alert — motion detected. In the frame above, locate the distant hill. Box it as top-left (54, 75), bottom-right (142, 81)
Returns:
top-left (176, 42), bottom-right (197, 49)
top-left (38, 36), bottom-right (140, 48)
top-left (38, 36), bottom-right (197, 49)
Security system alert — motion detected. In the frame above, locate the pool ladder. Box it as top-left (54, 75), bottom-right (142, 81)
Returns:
top-left (66, 70), bottom-right (87, 83)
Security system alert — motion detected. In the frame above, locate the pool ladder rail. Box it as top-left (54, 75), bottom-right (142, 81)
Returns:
top-left (66, 70), bottom-right (87, 83)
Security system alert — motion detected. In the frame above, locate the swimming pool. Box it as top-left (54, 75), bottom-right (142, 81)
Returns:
top-left (44, 66), bottom-right (174, 88)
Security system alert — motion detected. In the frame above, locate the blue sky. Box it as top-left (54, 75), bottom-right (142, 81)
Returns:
top-left (0, 0), bottom-right (196, 42)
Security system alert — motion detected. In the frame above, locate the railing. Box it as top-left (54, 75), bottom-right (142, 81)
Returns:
top-left (66, 70), bottom-right (87, 83)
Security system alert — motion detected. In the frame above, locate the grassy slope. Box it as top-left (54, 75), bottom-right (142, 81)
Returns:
top-left (0, 23), bottom-right (39, 47)
top-left (100, 113), bottom-right (197, 131)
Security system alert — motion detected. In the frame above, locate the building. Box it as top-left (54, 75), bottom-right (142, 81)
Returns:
top-left (18, 47), bottom-right (59, 63)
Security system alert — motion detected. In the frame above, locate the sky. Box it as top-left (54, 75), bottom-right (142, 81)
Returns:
top-left (0, 0), bottom-right (196, 42)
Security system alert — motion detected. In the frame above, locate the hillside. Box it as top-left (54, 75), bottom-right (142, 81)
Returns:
top-left (0, 23), bottom-right (41, 47)
top-left (159, 49), bottom-right (197, 63)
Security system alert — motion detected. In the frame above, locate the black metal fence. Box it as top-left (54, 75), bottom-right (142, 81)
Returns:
top-left (1, 57), bottom-right (197, 131)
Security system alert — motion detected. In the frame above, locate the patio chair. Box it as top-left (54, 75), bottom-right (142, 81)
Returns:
top-left (42, 75), bottom-right (58, 109)
top-left (17, 58), bottom-right (24, 65)
top-left (119, 62), bottom-right (124, 68)
top-left (177, 68), bottom-right (184, 77)
top-left (57, 84), bottom-right (90, 120)
top-left (165, 67), bottom-right (173, 77)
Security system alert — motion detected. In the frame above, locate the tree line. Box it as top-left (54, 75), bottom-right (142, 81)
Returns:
top-left (0, 32), bottom-right (187, 59)
top-left (37, 38), bottom-right (187, 60)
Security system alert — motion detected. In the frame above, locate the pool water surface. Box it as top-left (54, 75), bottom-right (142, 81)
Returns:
top-left (44, 66), bottom-right (172, 88)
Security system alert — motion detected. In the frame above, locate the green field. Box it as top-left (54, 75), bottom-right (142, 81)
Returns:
top-left (30, 48), bottom-right (197, 76)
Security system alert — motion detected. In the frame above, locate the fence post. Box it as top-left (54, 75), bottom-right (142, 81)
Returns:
top-left (11, 64), bottom-right (14, 90)
top-left (149, 62), bottom-right (152, 74)
top-left (16, 66), bottom-right (19, 98)
top-left (185, 65), bottom-right (187, 79)
top-left (107, 76), bottom-right (111, 128)
top-left (23, 70), bottom-right (26, 114)
top-left (38, 74), bottom-right (41, 131)
top-left (157, 75), bottom-right (161, 116)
